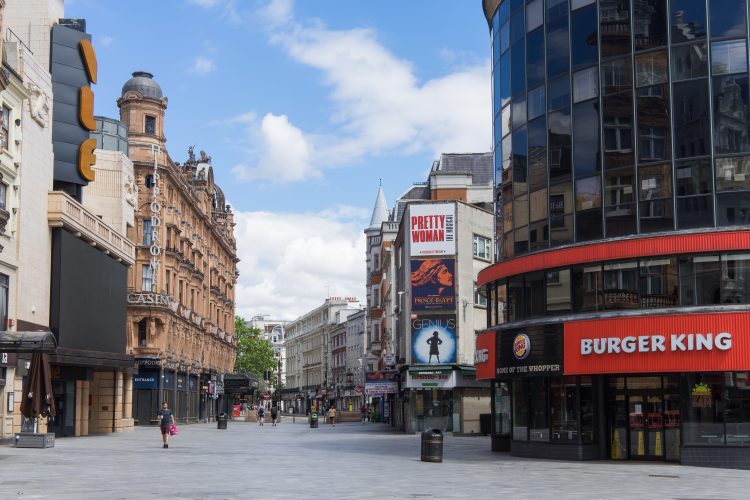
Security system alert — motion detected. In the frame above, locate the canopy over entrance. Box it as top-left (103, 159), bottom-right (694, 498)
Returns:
top-left (0, 331), bottom-right (57, 353)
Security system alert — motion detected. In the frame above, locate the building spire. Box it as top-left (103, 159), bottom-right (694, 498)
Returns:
top-left (368, 185), bottom-right (389, 229)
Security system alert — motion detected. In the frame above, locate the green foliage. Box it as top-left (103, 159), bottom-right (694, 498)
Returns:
top-left (234, 316), bottom-right (277, 377)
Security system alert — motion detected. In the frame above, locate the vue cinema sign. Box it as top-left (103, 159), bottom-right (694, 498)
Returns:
top-left (51, 22), bottom-right (99, 186)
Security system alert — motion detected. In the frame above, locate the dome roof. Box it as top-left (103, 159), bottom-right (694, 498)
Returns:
top-left (121, 71), bottom-right (163, 99)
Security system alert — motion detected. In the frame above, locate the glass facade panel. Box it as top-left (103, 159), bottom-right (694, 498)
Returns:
top-left (529, 188), bottom-right (549, 250)
top-left (712, 40), bottom-right (749, 76)
top-left (635, 50), bottom-right (668, 88)
top-left (639, 257), bottom-right (678, 307)
top-left (549, 110), bottom-right (572, 178)
top-left (548, 75), bottom-right (570, 111)
top-left (603, 260), bottom-right (639, 309)
top-left (529, 378), bottom-right (549, 441)
top-left (680, 255), bottom-right (722, 305)
top-left (512, 96), bottom-right (527, 130)
top-left (673, 79), bottom-right (710, 159)
top-left (571, 4), bottom-right (598, 70)
top-left (502, 104), bottom-right (512, 138)
top-left (709, 0), bottom-right (746, 39)
top-left (639, 163), bottom-right (674, 232)
top-left (676, 158), bottom-right (713, 229)
top-left (513, 379), bottom-right (529, 440)
top-left (573, 66), bottom-right (599, 103)
top-left (633, 0), bottom-right (667, 51)
top-left (551, 377), bottom-right (578, 442)
top-left (573, 100), bottom-right (600, 175)
top-left (508, 275), bottom-right (525, 321)
top-left (511, 40), bottom-right (527, 97)
top-left (671, 42), bottom-right (708, 81)
top-left (572, 264), bottom-right (603, 312)
top-left (528, 117), bottom-right (548, 190)
top-left (713, 75), bottom-right (750, 155)
top-left (513, 126), bottom-right (528, 195)
top-left (572, 0), bottom-right (595, 9)
top-left (546, 268), bottom-right (572, 313)
top-left (716, 156), bottom-right (750, 191)
top-left (717, 192), bottom-right (750, 225)
top-left (527, 0), bottom-right (544, 32)
top-left (600, 0), bottom-right (631, 59)
top-left (547, 15), bottom-right (570, 78)
top-left (500, 52), bottom-right (512, 108)
top-left (511, 9), bottom-right (525, 44)
top-left (670, 0), bottom-right (706, 43)
top-left (637, 84), bottom-right (671, 163)
top-left (547, 0), bottom-right (568, 21)
top-left (527, 27), bottom-right (545, 88)
top-left (602, 57), bottom-right (632, 95)
top-left (604, 168), bottom-right (637, 236)
top-left (528, 85), bottom-right (546, 120)
top-left (549, 182), bottom-right (574, 245)
top-left (723, 254), bottom-right (750, 304)
top-left (525, 271), bottom-right (546, 318)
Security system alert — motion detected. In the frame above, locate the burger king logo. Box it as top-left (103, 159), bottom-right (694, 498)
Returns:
top-left (513, 334), bottom-right (531, 360)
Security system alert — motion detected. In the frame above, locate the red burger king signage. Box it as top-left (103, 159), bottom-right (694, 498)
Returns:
top-left (564, 312), bottom-right (750, 375)
top-left (474, 330), bottom-right (496, 380)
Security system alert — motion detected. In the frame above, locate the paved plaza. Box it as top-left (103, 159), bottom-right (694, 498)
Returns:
top-left (2, 418), bottom-right (750, 499)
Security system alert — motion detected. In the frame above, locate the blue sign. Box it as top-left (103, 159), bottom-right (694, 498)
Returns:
top-left (133, 373), bottom-right (158, 389)
top-left (411, 315), bottom-right (457, 364)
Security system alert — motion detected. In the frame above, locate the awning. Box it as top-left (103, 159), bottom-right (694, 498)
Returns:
top-left (0, 331), bottom-right (57, 353)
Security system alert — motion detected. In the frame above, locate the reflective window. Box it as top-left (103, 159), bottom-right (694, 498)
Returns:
top-left (677, 195), bottom-right (714, 229)
top-left (529, 188), bottom-right (549, 250)
top-left (547, 0), bottom-right (568, 22)
top-left (670, 0), bottom-right (706, 43)
top-left (511, 9), bottom-right (525, 44)
top-left (529, 377), bottom-right (549, 441)
top-left (572, 264), bottom-right (603, 312)
top-left (550, 182), bottom-right (574, 245)
top-left (547, 15), bottom-right (570, 77)
top-left (638, 84), bottom-right (671, 162)
top-left (573, 66), bottom-right (599, 103)
top-left (604, 114), bottom-right (633, 158)
top-left (511, 40), bottom-right (526, 96)
top-left (633, 0), bottom-right (667, 50)
top-left (718, 192), bottom-right (750, 225)
top-left (709, 0), bottom-right (746, 39)
top-left (546, 269), bottom-right (572, 313)
top-left (528, 117), bottom-right (548, 190)
top-left (673, 79), bottom-right (710, 159)
top-left (508, 275), bottom-right (525, 321)
top-left (501, 104), bottom-right (512, 138)
top-left (512, 96), bottom-right (527, 131)
top-left (513, 126), bottom-right (528, 194)
top-left (527, 27), bottom-right (545, 88)
top-left (600, 0), bottom-right (631, 59)
top-left (724, 254), bottom-right (750, 303)
top-left (713, 75), bottom-right (750, 155)
top-left (502, 134), bottom-right (513, 171)
top-left (684, 372), bottom-right (750, 447)
top-left (576, 175), bottom-right (603, 241)
top-left (603, 261), bottom-right (640, 309)
top-left (571, 4), bottom-right (598, 70)
top-left (712, 40), bottom-right (748, 75)
top-left (500, 52), bottom-right (512, 108)
top-left (571, 0), bottom-right (595, 9)
top-left (494, 66), bottom-right (502, 119)
top-left (549, 109), bottom-right (572, 178)
top-left (605, 168), bottom-right (637, 236)
top-left (573, 100), bottom-right (600, 175)
top-left (494, 27), bottom-right (502, 66)
top-left (639, 257), bottom-right (678, 307)
top-left (716, 156), bottom-right (750, 192)
top-left (527, 0), bottom-right (544, 32)
top-left (499, 0), bottom-right (510, 22)
top-left (639, 163), bottom-right (674, 232)
top-left (513, 379), bottom-right (529, 440)
top-left (525, 271), bottom-right (546, 318)
top-left (602, 58), bottom-right (632, 95)
top-left (671, 42), bottom-right (708, 81)
top-left (548, 75), bottom-right (570, 111)
top-left (511, 0), bottom-right (525, 12)
top-left (528, 85), bottom-right (546, 120)
top-left (635, 50), bottom-right (668, 87)
top-left (676, 158), bottom-right (712, 196)
top-left (501, 20), bottom-right (511, 54)
top-left (515, 221), bottom-right (530, 255)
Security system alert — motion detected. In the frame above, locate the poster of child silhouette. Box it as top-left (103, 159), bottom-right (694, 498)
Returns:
top-left (411, 315), bottom-right (457, 365)
top-left (411, 259), bottom-right (456, 312)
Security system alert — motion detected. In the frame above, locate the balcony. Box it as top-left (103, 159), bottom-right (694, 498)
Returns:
top-left (48, 191), bottom-right (135, 265)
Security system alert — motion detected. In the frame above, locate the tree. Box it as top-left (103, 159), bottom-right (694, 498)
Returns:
top-left (234, 316), bottom-right (277, 378)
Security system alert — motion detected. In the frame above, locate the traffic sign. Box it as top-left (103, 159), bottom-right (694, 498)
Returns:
top-left (355, 385), bottom-right (364, 394)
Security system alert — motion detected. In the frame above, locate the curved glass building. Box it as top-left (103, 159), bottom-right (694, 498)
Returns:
top-left (478, 0), bottom-right (750, 468)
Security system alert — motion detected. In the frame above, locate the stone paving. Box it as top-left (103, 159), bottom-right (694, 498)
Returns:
top-left (1, 417), bottom-right (750, 499)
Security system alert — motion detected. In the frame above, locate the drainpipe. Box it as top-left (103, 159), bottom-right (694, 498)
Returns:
top-left (112, 370), bottom-right (117, 432)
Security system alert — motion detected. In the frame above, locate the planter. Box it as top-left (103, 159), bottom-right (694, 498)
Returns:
top-left (16, 432), bottom-right (55, 448)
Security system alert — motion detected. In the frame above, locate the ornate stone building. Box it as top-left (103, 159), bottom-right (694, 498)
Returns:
top-left (118, 72), bottom-right (238, 425)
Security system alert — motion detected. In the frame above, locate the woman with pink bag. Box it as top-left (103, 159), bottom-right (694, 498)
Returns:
top-left (157, 401), bottom-right (176, 448)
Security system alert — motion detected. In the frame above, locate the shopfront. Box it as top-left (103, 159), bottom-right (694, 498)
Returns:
top-left (478, 311), bottom-right (750, 468)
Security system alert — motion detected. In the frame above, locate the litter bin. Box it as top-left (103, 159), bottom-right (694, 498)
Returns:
top-left (420, 428), bottom-right (443, 463)
top-left (480, 413), bottom-right (491, 436)
top-left (310, 413), bottom-right (318, 428)
top-left (217, 412), bottom-right (228, 430)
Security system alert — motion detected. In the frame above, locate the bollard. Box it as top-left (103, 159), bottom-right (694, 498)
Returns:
top-left (217, 412), bottom-right (228, 430)
top-left (420, 428), bottom-right (443, 463)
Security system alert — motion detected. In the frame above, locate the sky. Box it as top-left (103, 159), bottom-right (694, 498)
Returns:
top-left (66, 0), bottom-right (492, 321)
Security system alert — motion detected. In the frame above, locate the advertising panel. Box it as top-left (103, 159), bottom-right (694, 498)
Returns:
top-left (411, 315), bottom-right (457, 365)
top-left (364, 371), bottom-right (398, 395)
top-left (406, 370), bottom-right (456, 389)
top-left (411, 258), bottom-right (456, 312)
top-left (474, 330), bottom-right (496, 380)
top-left (497, 324), bottom-right (563, 377)
top-left (409, 203), bottom-right (455, 257)
top-left (564, 312), bottom-right (750, 375)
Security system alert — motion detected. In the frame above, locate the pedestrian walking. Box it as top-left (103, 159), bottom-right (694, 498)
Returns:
top-left (327, 406), bottom-right (337, 426)
top-left (270, 406), bottom-right (278, 426)
top-left (360, 404), bottom-right (367, 424)
top-left (257, 405), bottom-right (265, 426)
top-left (157, 401), bottom-right (175, 448)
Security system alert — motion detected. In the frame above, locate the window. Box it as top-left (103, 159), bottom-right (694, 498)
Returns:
top-left (633, 0), bottom-right (667, 51)
top-left (0, 183), bottom-right (6, 211)
top-left (603, 261), bottom-right (639, 309)
top-left (671, 43), bottom-right (708, 81)
top-left (474, 282), bottom-right (487, 307)
top-left (673, 79), bottom-right (710, 159)
top-left (138, 318), bottom-right (148, 347)
top-left (573, 100), bottom-right (600, 175)
top-left (573, 67), bottom-right (598, 103)
top-left (512, 379), bottom-right (529, 440)
top-left (709, 0), bottom-right (746, 39)
top-left (679, 255), bottom-right (721, 305)
top-left (639, 127), bottom-right (666, 161)
top-left (636, 51), bottom-right (668, 88)
top-left (1, 106), bottom-right (9, 150)
top-left (604, 116), bottom-right (632, 153)
top-left (145, 115), bottom-right (156, 135)
top-left (0, 274), bottom-right (8, 330)
top-left (143, 218), bottom-right (152, 246)
top-left (684, 372), bottom-right (750, 446)
top-left (639, 258), bottom-right (678, 307)
top-left (550, 377), bottom-right (578, 442)
top-left (671, 0), bottom-right (706, 43)
top-left (713, 75), bottom-right (750, 155)
top-left (712, 40), bottom-right (748, 76)
top-left (473, 235), bottom-right (491, 260)
top-left (527, 85), bottom-right (545, 120)
top-left (141, 265), bottom-right (154, 292)
top-left (716, 157), bottom-right (750, 192)
top-left (571, 4), bottom-right (598, 70)
top-left (546, 15), bottom-right (570, 78)
top-left (527, 27), bottom-right (545, 88)
top-left (526, 0), bottom-right (543, 32)
top-left (145, 175), bottom-right (155, 188)
top-left (601, 58), bottom-right (632, 96)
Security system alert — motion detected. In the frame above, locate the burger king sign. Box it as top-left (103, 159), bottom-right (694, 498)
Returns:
top-left (513, 334), bottom-right (531, 360)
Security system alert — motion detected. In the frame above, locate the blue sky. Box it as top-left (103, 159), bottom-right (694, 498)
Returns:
top-left (68, 0), bottom-right (491, 320)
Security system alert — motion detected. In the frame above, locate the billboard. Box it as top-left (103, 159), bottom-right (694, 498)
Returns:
top-left (409, 203), bottom-right (455, 257)
top-left (364, 371), bottom-right (398, 395)
top-left (411, 315), bottom-right (457, 365)
top-left (411, 258), bottom-right (456, 312)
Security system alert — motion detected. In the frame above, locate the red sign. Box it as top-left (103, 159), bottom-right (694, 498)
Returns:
top-left (355, 385), bottom-right (364, 394)
top-left (475, 330), bottom-right (496, 380)
top-left (262, 392), bottom-right (271, 400)
top-left (564, 312), bottom-right (750, 375)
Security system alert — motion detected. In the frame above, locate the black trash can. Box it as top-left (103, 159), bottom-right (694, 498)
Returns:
top-left (480, 413), bottom-right (491, 436)
top-left (310, 413), bottom-right (318, 428)
top-left (420, 428), bottom-right (443, 463)
top-left (217, 413), bottom-right (228, 430)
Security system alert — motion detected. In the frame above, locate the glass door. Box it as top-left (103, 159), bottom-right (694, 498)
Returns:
top-left (628, 392), bottom-right (664, 459)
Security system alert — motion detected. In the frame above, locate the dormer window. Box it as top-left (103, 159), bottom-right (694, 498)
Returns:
top-left (145, 115), bottom-right (156, 135)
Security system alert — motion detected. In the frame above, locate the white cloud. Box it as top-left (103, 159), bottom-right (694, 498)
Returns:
top-left (187, 56), bottom-right (217, 75)
top-left (210, 111), bottom-right (257, 126)
top-left (99, 35), bottom-right (114, 47)
top-left (259, 0), bottom-right (293, 28)
top-left (187, 0), bottom-right (243, 23)
top-left (232, 207), bottom-right (366, 320)
top-left (231, 113), bottom-right (318, 183)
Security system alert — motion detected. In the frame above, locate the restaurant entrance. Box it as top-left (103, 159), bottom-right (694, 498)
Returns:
top-left (608, 376), bottom-right (680, 461)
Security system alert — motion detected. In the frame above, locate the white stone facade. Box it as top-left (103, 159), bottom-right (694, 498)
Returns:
top-left (82, 148), bottom-right (136, 236)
